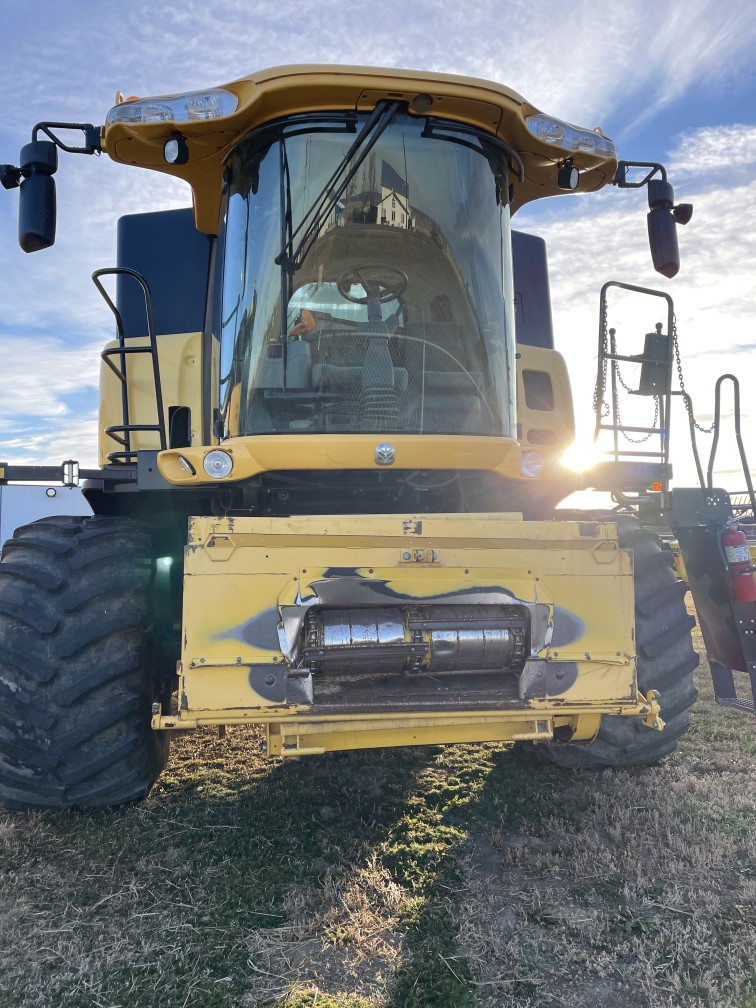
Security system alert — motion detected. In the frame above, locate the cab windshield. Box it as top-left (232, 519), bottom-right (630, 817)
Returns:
top-left (219, 108), bottom-right (516, 438)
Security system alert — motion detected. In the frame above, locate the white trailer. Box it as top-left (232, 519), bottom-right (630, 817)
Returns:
top-left (0, 484), bottom-right (90, 548)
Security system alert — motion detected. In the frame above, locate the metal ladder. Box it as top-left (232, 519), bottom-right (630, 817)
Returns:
top-left (593, 282), bottom-right (674, 489)
top-left (93, 267), bottom-right (167, 464)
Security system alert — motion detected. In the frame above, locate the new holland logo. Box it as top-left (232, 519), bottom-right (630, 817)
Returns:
top-left (375, 443), bottom-right (396, 466)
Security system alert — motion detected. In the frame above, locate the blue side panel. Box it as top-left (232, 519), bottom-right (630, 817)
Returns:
top-left (115, 208), bottom-right (213, 338)
top-left (512, 230), bottom-right (554, 349)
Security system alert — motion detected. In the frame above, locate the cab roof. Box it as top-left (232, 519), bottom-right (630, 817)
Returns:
top-left (103, 64), bottom-right (617, 234)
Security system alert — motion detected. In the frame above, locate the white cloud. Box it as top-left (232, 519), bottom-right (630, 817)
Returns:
top-left (615, 3), bottom-right (756, 136)
top-left (668, 124), bottom-right (756, 188)
top-left (4, 0), bottom-right (756, 130)
top-left (0, 333), bottom-right (100, 400)
top-left (0, 416), bottom-right (99, 468)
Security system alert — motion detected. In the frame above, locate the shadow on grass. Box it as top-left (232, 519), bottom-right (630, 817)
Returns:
top-left (379, 743), bottom-right (581, 1008)
top-left (1, 731), bottom-right (439, 1006)
top-left (0, 732), bottom-right (583, 1008)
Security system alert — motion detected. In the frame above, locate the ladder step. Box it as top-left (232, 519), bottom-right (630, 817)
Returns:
top-left (605, 450), bottom-right (665, 458)
top-left (596, 423), bottom-right (665, 434)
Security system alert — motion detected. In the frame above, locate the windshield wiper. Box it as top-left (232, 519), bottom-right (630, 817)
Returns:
top-left (421, 119), bottom-right (524, 205)
top-left (275, 100), bottom-right (402, 275)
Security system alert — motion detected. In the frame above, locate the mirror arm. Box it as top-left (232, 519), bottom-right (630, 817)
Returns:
top-left (31, 122), bottom-right (101, 155)
top-left (614, 160), bottom-right (667, 187)
top-left (2, 122), bottom-right (101, 185)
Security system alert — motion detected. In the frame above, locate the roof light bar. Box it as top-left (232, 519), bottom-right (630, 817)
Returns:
top-left (525, 113), bottom-right (616, 158)
top-left (105, 88), bottom-right (238, 126)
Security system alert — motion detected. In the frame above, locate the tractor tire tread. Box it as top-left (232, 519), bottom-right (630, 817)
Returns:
top-left (0, 515), bottom-right (169, 810)
top-left (531, 518), bottom-right (698, 769)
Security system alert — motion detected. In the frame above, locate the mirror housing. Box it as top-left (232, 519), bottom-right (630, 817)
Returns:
top-left (647, 207), bottom-right (680, 279)
top-left (645, 177), bottom-right (695, 279)
top-left (615, 162), bottom-right (692, 278)
top-left (19, 173), bottom-right (56, 253)
top-left (18, 140), bottom-right (58, 253)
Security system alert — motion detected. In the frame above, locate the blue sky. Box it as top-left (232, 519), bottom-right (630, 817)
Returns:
top-left (1, 0), bottom-right (755, 490)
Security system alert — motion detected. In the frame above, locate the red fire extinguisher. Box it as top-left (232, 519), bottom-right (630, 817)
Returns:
top-left (721, 524), bottom-right (756, 603)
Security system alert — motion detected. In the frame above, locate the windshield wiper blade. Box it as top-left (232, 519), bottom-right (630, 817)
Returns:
top-left (421, 119), bottom-right (524, 183)
top-left (276, 100), bottom-right (402, 275)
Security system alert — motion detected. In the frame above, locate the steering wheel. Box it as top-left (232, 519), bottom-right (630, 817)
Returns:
top-left (337, 264), bottom-right (408, 304)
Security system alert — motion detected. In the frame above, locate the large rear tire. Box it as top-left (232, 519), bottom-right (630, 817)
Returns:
top-left (533, 519), bottom-right (699, 768)
top-left (0, 515), bottom-right (169, 809)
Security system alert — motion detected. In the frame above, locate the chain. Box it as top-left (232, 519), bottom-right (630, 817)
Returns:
top-left (613, 384), bottom-right (660, 443)
top-left (593, 300), bottom-right (610, 418)
top-left (609, 327), bottom-right (659, 444)
top-left (596, 308), bottom-right (715, 452)
top-left (673, 315), bottom-right (716, 434)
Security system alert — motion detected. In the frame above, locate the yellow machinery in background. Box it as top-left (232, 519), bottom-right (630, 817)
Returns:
top-left (1, 65), bottom-right (749, 811)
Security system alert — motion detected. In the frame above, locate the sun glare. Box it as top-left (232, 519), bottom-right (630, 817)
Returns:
top-left (560, 438), bottom-right (605, 472)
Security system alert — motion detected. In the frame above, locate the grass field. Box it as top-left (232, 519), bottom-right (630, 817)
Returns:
top-left (1, 628), bottom-right (755, 1008)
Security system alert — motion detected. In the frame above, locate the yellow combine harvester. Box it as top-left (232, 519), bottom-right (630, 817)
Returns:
top-left (0, 65), bottom-right (753, 809)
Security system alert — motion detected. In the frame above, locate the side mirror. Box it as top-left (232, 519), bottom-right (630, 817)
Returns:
top-left (20, 173), bottom-right (56, 253)
top-left (646, 178), bottom-right (693, 280)
top-left (615, 163), bottom-right (692, 279)
top-left (647, 207), bottom-right (680, 279)
top-left (18, 141), bottom-right (58, 253)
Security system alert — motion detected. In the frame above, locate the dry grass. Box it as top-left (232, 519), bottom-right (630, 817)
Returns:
top-left (452, 630), bottom-right (756, 1008)
top-left (0, 628), bottom-right (755, 1008)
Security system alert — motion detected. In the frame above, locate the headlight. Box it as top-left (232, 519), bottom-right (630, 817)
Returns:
top-left (520, 450), bottom-right (545, 478)
top-left (106, 88), bottom-right (238, 126)
top-left (203, 450), bottom-right (234, 479)
top-left (525, 113), bottom-right (616, 158)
